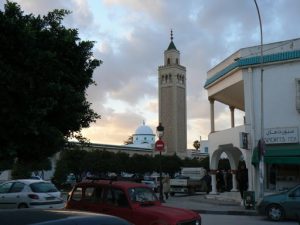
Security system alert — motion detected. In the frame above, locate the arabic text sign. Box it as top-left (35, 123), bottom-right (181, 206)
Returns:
top-left (264, 127), bottom-right (299, 144)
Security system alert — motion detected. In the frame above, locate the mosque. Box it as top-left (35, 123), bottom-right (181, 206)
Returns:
top-left (126, 121), bottom-right (155, 149)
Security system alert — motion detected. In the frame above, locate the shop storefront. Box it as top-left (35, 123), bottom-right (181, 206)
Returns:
top-left (252, 144), bottom-right (300, 191)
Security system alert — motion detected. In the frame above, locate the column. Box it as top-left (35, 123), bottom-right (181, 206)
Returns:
top-left (230, 106), bottom-right (235, 128)
top-left (210, 170), bottom-right (218, 194)
top-left (209, 98), bottom-right (215, 133)
top-left (231, 170), bottom-right (238, 191)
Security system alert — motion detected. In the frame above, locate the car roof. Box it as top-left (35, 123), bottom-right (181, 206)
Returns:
top-left (0, 209), bottom-right (131, 225)
top-left (3, 179), bottom-right (50, 185)
top-left (79, 179), bottom-right (150, 189)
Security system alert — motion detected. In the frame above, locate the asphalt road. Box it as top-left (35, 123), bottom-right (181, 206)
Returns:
top-left (202, 214), bottom-right (299, 225)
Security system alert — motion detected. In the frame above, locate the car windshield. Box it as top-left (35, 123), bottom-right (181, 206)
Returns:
top-left (128, 187), bottom-right (158, 203)
top-left (30, 182), bottom-right (58, 193)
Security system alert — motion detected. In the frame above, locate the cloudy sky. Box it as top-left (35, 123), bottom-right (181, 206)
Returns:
top-left (2, 0), bottom-right (300, 148)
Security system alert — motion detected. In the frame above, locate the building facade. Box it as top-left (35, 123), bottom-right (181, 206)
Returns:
top-left (158, 31), bottom-right (187, 157)
top-left (130, 121), bottom-right (155, 149)
top-left (204, 38), bottom-right (300, 197)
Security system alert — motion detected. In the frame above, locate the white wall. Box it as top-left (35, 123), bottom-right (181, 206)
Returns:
top-left (251, 61), bottom-right (300, 140)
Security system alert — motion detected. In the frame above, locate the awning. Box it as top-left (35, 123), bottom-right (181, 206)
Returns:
top-left (251, 144), bottom-right (300, 165)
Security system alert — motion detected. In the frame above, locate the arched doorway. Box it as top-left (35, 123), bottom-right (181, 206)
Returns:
top-left (209, 144), bottom-right (248, 195)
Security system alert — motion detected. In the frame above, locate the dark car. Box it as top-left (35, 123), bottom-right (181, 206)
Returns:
top-left (66, 178), bottom-right (201, 225)
top-left (0, 209), bottom-right (131, 225)
top-left (256, 184), bottom-right (300, 221)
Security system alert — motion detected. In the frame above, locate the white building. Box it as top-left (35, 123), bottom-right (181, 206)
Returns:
top-left (204, 38), bottom-right (300, 197)
top-left (127, 121), bottom-right (155, 149)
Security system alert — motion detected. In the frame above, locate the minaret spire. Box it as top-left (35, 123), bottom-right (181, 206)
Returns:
top-left (167, 29), bottom-right (177, 50)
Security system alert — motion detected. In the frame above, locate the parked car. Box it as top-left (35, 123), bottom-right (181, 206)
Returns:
top-left (256, 184), bottom-right (300, 221)
top-left (0, 179), bottom-right (64, 209)
top-left (0, 209), bottom-right (131, 225)
top-left (66, 178), bottom-right (201, 225)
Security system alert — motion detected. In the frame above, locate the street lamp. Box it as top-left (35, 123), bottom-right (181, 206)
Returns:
top-left (254, 0), bottom-right (265, 199)
top-left (156, 122), bottom-right (165, 202)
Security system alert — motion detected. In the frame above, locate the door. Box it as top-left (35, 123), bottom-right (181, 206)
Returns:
top-left (0, 182), bottom-right (25, 209)
top-left (0, 182), bottom-right (14, 209)
top-left (284, 186), bottom-right (300, 218)
top-left (102, 187), bottom-right (133, 223)
top-left (67, 186), bottom-right (85, 210)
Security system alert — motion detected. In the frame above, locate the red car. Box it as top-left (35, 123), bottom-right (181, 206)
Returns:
top-left (66, 179), bottom-right (201, 225)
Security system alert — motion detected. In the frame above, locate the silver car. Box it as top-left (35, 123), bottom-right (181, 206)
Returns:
top-left (0, 179), bottom-right (64, 209)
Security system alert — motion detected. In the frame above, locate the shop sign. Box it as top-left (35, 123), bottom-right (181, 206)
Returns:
top-left (264, 127), bottom-right (299, 144)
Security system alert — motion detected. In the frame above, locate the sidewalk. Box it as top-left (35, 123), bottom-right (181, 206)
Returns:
top-left (162, 193), bottom-right (257, 216)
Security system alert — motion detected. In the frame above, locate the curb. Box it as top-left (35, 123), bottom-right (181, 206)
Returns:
top-left (193, 209), bottom-right (258, 216)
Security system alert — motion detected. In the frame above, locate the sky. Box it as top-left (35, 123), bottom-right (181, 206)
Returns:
top-left (2, 0), bottom-right (300, 148)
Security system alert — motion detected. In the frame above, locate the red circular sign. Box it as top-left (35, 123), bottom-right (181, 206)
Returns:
top-left (155, 140), bottom-right (165, 151)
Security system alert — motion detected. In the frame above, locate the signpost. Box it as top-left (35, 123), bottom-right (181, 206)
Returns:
top-left (155, 139), bottom-right (165, 152)
top-left (156, 123), bottom-right (165, 202)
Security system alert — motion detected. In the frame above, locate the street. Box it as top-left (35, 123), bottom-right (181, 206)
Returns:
top-left (202, 214), bottom-right (299, 225)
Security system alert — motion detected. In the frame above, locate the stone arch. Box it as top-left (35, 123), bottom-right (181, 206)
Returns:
top-left (209, 144), bottom-right (244, 194)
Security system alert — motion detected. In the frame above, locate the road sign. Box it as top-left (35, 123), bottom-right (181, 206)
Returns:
top-left (155, 139), bottom-right (164, 151)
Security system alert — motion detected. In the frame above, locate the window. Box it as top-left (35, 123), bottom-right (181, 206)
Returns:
top-left (84, 187), bottom-right (94, 200)
top-left (10, 182), bottom-right (25, 193)
top-left (0, 183), bottom-right (13, 193)
top-left (105, 188), bottom-right (129, 207)
top-left (204, 147), bottom-right (208, 153)
top-left (296, 79), bottom-right (300, 113)
top-left (176, 58), bottom-right (178, 64)
top-left (167, 58), bottom-right (170, 65)
top-left (30, 182), bottom-right (58, 193)
top-left (71, 187), bottom-right (83, 201)
top-left (128, 187), bottom-right (157, 203)
top-left (84, 187), bottom-right (103, 202)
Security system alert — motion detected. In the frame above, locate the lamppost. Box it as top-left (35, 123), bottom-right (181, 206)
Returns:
top-left (254, 0), bottom-right (265, 199)
top-left (155, 122), bottom-right (165, 202)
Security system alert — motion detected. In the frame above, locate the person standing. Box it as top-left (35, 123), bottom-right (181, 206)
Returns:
top-left (237, 165), bottom-right (248, 200)
top-left (162, 176), bottom-right (170, 200)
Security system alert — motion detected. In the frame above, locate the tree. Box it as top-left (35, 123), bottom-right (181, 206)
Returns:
top-left (124, 135), bottom-right (133, 145)
top-left (0, 2), bottom-right (101, 174)
top-left (193, 140), bottom-right (200, 150)
top-left (54, 148), bottom-right (87, 184)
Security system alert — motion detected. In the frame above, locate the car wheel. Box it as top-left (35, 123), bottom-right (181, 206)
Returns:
top-left (267, 204), bottom-right (284, 221)
top-left (18, 203), bottom-right (28, 209)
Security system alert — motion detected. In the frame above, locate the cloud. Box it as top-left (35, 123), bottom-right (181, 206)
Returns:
top-left (2, 0), bottom-right (300, 148)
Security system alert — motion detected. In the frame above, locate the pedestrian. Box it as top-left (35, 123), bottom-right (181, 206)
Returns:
top-left (202, 171), bottom-right (212, 194)
top-left (162, 176), bottom-right (170, 200)
top-left (236, 164), bottom-right (248, 201)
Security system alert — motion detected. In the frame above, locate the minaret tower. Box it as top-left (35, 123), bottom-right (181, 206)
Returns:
top-left (158, 30), bottom-right (187, 157)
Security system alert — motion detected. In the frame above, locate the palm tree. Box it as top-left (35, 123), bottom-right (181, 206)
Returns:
top-left (193, 140), bottom-right (200, 150)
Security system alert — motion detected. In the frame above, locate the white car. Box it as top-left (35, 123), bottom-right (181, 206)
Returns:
top-left (0, 179), bottom-right (64, 209)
